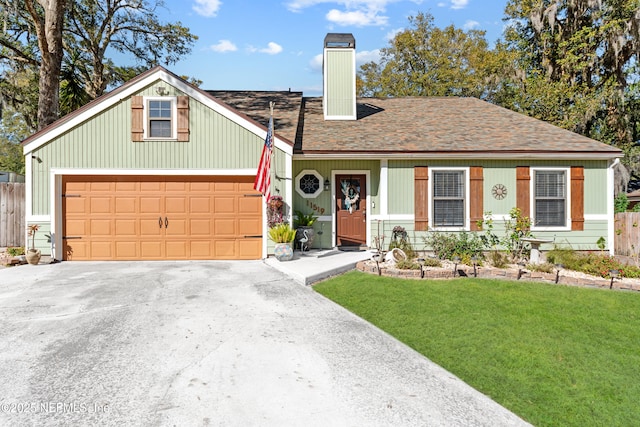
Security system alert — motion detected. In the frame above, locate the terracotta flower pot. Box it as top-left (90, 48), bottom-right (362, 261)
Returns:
top-left (25, 249), bottom-right (41, 265)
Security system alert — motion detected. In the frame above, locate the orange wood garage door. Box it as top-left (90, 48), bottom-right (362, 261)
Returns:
top-left (62, 175), bottom-right (262, 260)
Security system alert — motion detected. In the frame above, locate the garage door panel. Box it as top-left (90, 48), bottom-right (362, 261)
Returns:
top-left (190, 241), bottom-right (211, 258)
top-left (65, 219), bottom-right (87, 236)
top-left (64, 197), bottom-right (88, 214)
top-left (238, 218), bottom-right (261, 235)
top-left (115, 219), bottom-right (137, 236)
top-left (65, 241), bottom-right (88, 260)
top-left (239, 239), bottom-right (262, 259)
top-left (165, 197), bottom-right (187, 214)
top-left (214, 219), bottom-right (236, 235)
top-left (166, 241), bottom-right (188, 258)
top-left (140, 182), bottom-right (162, 192)
top-left (63, 175), bottom-right (262, 260)
top-left (189, 182), bottom-right (212, 192)
top-left (190, 219), bottom-right (211, 235)
top-left (165, 218), bottom-right (187, 236)
top-left (115, 182), bottom-right (137, 191)
top-left (140, 197), bottom-right (162, 214)
top-left (213, 196), bottom-right (236, 213)
top-left (213, 182), bottom-right (235, 192)
top-left (90, 241), bottom-right (113, 259)
top-left (190, 197), bottom-right (212, 213)
top-left (115, 198), bottom-right (137, 214)
top-left (239, 197), bottom-right (261, 214)
top-left (89, 182), bottom-right (112, 192)
top-left (90, 219), bottom-right (111, 235)
top-left (115, 241), bottom-right (138, 258)
top-left (213, 240), bottom-right (236, 258)
top-left (140, 241), bottom-right (163, 258)
top-left (140, 218), bottom-right (163, 236)
top-left (90, 197), bottom-right (111, 214)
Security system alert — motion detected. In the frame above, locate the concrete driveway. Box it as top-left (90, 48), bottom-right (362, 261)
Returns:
top-left (0, 261), bottom-right (530, 426)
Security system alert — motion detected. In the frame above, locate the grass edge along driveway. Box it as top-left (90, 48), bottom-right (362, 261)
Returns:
top-left (314, 271), bottom-right (640, 427)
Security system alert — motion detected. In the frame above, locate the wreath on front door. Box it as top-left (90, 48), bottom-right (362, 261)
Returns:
top-left (341, 181), bottom-right (360, 213)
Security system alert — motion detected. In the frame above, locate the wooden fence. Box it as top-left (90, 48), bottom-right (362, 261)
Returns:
top-left (0, 182), bottom-right (25, 248)
top-left (615, 212), bottom-right (640, 257)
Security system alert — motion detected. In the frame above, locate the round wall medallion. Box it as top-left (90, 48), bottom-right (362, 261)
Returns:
top-left (492, 183), bottom-right (507, 200)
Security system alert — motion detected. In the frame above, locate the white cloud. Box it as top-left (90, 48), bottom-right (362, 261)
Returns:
top-left (261, 42), bottom-right (283, 55)
top-left (450, 0), bottom-right (469, 9)
top-left (385, 27), bottom-right (403, 41)
top-left (356, 49), bottom-right (381, 66)
top-left (248, 42), bottom-right (284, 55)
top-left (286, 0), bottom-right (395, 27)
top-left (309, 54), bottom-right (324, 72)
top-left (209, 39), bottom-right (237, 53)
top-left (326, 9), bottom-right (388, 26)
top-left (463, 20), bottom-right (479, 30)
top-left (193, 0), bottom-right (222, 17)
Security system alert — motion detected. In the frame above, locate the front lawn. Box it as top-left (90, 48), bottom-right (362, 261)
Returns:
top-left (314, 271), bottom-right (640, 427)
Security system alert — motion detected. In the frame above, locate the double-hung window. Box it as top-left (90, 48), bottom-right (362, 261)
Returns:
top-left (432, 169), bottom-right (466, 228)
top-left (147, 99), bottom-right (174, 138)
top-left (533, 169), bottom-right (567, 227)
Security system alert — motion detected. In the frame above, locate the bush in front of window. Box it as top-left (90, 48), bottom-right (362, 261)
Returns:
top-left (424, 230), bottom-right (484, 265)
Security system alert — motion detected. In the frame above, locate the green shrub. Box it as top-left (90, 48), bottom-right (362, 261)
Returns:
top-left (421, 257), bottom-right (442, 267)
top-left (268, 223), bottom-right (296, 243)
top-left (395, 260), bottom-right (421, 270)
top-left (7, 247), bottom-right (25, 256)
top-left (424, 231), bottom-right (484, 262)
top-left (489, 251), bottom-right (509, 268)
top-left (528, 262), bottom-right (555, 273)
top-left (546, 248), bottom-right (640, 278)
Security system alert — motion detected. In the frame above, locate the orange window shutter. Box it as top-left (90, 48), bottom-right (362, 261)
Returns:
top-left (470, 166), bottom-right (484, 231)
top-left (516, 166), bottom-right (530, 219)
top-left (414, 166), bottom-right (429, 231)
top-left (571, 166), bottom-right (584, 231)
top-left (131, 96), bottom-right (144, 141)
top-left (177, 96), bottom-right (190, 142)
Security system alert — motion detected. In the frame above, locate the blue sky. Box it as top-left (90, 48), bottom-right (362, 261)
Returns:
top-left (157, 0), bottom-right (510, 95)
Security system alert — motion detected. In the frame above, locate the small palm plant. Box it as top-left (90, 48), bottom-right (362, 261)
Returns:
top-left (27, 224), bottom-right (40, 252)
top-left (268, 223), bottom-right (296, 243)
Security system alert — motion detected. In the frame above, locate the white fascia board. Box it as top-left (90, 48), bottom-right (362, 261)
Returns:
top-left (50, 168), bottom-right (258, 176)
top-left (24, 69), bottom-right (292, 156)
top-left (294, 152), bottom-right (622, 161)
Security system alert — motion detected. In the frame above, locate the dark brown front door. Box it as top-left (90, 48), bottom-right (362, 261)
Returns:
top-left (336, 174), bottom-right (366, 246)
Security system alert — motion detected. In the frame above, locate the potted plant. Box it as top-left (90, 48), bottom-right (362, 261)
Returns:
top-left (268, 223), bottom-right (296, 261)
top-left (294, 210), bottom-right (317, 251)
top-left (25, 224), bottom-right (42, 265)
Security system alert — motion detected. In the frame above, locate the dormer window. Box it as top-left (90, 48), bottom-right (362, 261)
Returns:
top-left (131, 95), bottom-right (190, 142)
top-left (148, 99), bottom-right (173, 138)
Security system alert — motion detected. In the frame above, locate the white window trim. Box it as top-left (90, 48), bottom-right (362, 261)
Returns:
top-left (143, 96), bottom-right (178, 140)
top-left (530, 166), bottom-right (572, 232)
top-left (428, 167), bottom-right (470, 231)
top-left (295, 169), bottom-right (324, 199)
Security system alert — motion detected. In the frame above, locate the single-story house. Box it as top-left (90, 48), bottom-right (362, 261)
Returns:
top-left (22, 33), bottom-right (623, 261)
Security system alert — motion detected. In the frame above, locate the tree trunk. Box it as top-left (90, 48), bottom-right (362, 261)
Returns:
top-left (28, 0), bottom-right (67, 130)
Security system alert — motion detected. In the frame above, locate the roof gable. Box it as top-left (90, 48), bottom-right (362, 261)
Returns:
top-left (22, 66), bottom-right (293, 155)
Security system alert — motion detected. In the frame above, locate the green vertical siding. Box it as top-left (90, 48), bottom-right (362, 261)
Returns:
top-left (31, 81), bottom-right (286, 215)
top-left (325, 50), bottom-right (355, 117)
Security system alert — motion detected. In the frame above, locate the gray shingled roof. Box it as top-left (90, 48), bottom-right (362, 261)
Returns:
top-left (295, 96), bottom-right (622, 157)
top-left (206, 91), bottom-right (302, 144)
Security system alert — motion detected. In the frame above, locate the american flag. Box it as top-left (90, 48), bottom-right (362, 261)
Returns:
top-left (254, 115), bottom-right (273, 201)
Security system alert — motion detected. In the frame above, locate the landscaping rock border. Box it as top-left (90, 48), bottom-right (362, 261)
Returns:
top-left (356, 260), bottom-right (640, 292)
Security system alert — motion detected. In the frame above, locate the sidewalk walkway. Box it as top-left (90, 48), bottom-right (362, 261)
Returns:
top-left (264, 248), bottom-right (372, 285)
